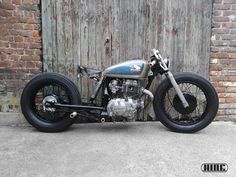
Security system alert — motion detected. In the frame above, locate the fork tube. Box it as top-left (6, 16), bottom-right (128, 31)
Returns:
top-left (166, 71), bottom-right (189, 108)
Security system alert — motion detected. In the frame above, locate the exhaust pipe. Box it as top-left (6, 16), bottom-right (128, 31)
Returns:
top-left (101, 117), bottom-right (105, 123)
top-left (142, 88), bottom-right (154, 101)
top-left (70, 112), bottom-right (78, 119)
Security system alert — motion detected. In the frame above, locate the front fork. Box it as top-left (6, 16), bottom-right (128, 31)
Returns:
top-left (151, 49), bottom-right (189, 108)
top-left (165, 71), bottom-right (189, 108)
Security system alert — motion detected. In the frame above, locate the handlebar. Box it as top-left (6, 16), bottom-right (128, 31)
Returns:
top-left (150, 48), bottom-right (169, 71)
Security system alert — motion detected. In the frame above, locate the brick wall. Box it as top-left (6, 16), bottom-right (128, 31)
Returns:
top-left (0, 0), bottom-right (42, 112)
top-left (210, 0), bottom-right (236, 121)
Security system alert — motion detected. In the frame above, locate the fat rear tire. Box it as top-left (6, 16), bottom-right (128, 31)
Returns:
top-left (21, 73), bottom-right (81, 132)
top-left (154, 73), bottom-right (219, 133)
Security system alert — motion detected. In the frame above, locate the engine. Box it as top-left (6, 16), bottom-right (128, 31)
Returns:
top-left (107, 79), bottom-right (145, 121)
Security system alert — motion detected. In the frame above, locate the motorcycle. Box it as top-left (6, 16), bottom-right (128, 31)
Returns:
top-left (21, 49), bottom-right (219, 133)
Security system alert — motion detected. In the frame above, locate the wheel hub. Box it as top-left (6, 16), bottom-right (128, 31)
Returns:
top-left (173, 92), bottom-right (197, 114)
top-left (42, 95), bottom-right (58, 112)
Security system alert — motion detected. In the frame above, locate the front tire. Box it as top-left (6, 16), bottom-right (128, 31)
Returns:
top-left (21, 73), bottom-right (81, 132)
top-left (154, 73), bottom-right (219, 133)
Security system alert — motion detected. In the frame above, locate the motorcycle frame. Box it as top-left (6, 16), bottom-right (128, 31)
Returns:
top-left (48, 49), bottom-right (189, 113)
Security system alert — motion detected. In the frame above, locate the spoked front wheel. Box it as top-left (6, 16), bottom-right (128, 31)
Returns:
top-left (154, 73), bottom-right (219, 133)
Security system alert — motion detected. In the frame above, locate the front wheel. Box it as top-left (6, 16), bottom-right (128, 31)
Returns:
top-left (154, 73), bottom-right (219, 133)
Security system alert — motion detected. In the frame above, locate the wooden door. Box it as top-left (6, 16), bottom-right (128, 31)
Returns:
top-left (42, 0), bottom-right (213, 104)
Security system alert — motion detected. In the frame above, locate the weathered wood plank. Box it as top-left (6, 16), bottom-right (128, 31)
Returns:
top-left (71, 0), bottom-right (80, 85)
top-left (79, 0), bottom-right (89, 101)
top-left (41, 0), bottom-right (53, 72)
top-left (63, 0), bottom-right (73, 79)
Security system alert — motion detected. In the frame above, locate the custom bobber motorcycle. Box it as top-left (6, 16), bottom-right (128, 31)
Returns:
top-left (21, 49), bottom-right (218, 133)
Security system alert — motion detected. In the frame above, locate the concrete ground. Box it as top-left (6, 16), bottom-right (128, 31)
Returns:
top-left (0, 118), bottom-right (235, 177)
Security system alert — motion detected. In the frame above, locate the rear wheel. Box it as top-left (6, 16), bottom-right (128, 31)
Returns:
top-left (21, 73), bottom-right (81, 132)
top-left (154, 73), bottom-right (219, 133)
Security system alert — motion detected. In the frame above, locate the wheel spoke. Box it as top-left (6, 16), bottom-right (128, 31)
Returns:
top-left (33, 83), bottom-right (71, 122)
top-left (163, 81), bottom-right (207, 125)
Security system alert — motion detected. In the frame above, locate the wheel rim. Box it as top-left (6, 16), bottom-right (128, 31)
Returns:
top-left (31, 83), bottom-right (71, 123)
top-left (162, 81), bottom-right (208, 126)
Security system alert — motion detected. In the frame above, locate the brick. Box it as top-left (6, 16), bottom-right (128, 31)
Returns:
top-left (219, 98), bottom-right (226, 103)
top-left (213, 16), bottom-right (230, 22)
top-left (9, 55), bottom-right (21, 60)
top-left (210, 64), bottom-right (223, 71)
top-left (26, 17), bottom-right (37, 24)
top-left (211, 34), bottom-right (223, 40)
top-left (229, 41), bottom-right (236, 46)
top-left (214, 10), bottom-right (223, 16)
top-left (0, 41), bottom-right (10, 47)
top-left (22, 0), bottom-right (32, 4)
top-left (212, 22), bottom-right (221, 28)
top-left (24, 49), bottom-right (34, 55)
top-left (12, 0), bottom-right (22, 5)
top-left (35, 61), bottom-right (42, 68)
top-left (222, 22), bottom-right (236, 28)
top-left (26, 37), bottom-right (34, 42)
top-left (23, 24), bottom-right (34, 30)
top-left (35, 49), bottom-right (41, 55)
top-left (224, 0), bottom-right (236, 4)
top-left (29, 43), bottom-right (41, 49)
top-left (226, 87), bottom-right (236, 92)
top-left (13, 11), bottom-right (24, 17)
top-left (222, 81), bottom-right (236, 87)
top-left (219, 93), bottom-right (226, 98)
top-left (212, 40), bottom-right (229, 46)
top-left (225, 93), bottom-right (236, 97)
top-left (14, 36), bottom-right (24, 42)
top-left (17, 42), bottom-right (29, 49)
top-left (19, 4), bottom-right (38, 11)
top-left (228, 53), bottom-right (236, 58)
top-left (0, 3), bottom-right (16, 10)
top-left (210, 58), bottom-right (218, 63)
top-left (20, 30), bottom-right (31, 37)
top-left (13, 24), bottom-right (24, 30)
top-left (210, 71), bottom-right (219, 76)
top-left (32, 0), bottom-right (40, 5)
top-left (219, 103), bottom-right (236, 109)
top-left (216, 87), bottom-right (226, 92)
top-left (232, 4), bottom-right (236, 10)
top-left (221, 34), bottom-right (236, 40)
top-left (215, 0), bottom-right (223, 3)
top-left (212, 28), bottom-right (230, 34)
top-left (220, 47), bottom-right (236, 52)
top-left (225, 109), bottom-right (236, 115)
top-left (33, 37), bottom-right (41, 43)
top-left (32, 55), bottom-right (41, 61)
top-left (211, 47), bottom-right (221, 52)
top-left (33, 24), bottom-right (41, 30)
top-left (13, 49), bottom-right (24, 55)
top-left (0, 9), bottom-right (13, 17)
top-left (214, 4), bottom-right (231, 10)
top-left (20, 55), bottom-right (32, 61)
top-left (223, 10), bottom-right (236, 16)
top-left (31, 31), bottom-right (40, 38)
top-left (226, 98), bottom-right (236, 103)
